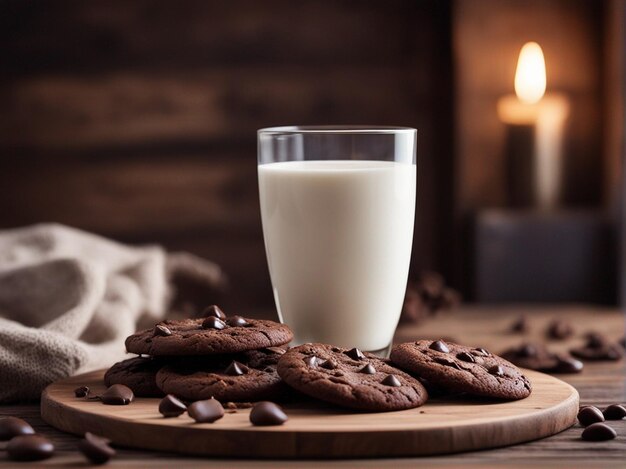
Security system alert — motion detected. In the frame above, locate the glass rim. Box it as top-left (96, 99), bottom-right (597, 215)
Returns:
top-left (258, 125), bottom-right (417, 135)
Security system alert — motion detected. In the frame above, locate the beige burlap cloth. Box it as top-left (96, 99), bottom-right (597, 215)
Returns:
top-left (0, 224), bottom-right (224, 403)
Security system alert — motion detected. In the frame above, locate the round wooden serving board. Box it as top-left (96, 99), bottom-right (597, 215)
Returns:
top-left (41, 369), bottom-right (578, 458)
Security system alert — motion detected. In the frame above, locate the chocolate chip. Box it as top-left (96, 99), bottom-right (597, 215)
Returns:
top-left (74, 386), bottom-right (90, 398)
top-left (552, 355), bottom-right (583, 374)
top-left (0, 417), bottom-right (34, 441)
top-left (7, 435), bottom-right (54, 461)
top-left (265, 347), bottom-right (286, 355)
top-left (202, 316), bottom-right (226, 330)
top-left (320, 360), bottom-right (336, 370)
top-left (249, 401), bottom-right (288, 426)
top-left (78, 432), bottom-right (116, 464)
top-left (159, 394), bottom-right (187, 418)
top-left (344, 347), bottom-right (365, 360)
top-left (603, 404), bottom-right (626, 420)
top-left (581, 422), bottom-right (617, 441)
top-left (434, 357), bottom-right (463, 370)
top-left (153, 324), bottom-right (172, 337)
top-left (585, 332), bottom-right (606, 349)
top-left (473, 347), bottom-right (491, 356)
top-left (488, 365), bottom-right (504, 377)
top-left (359, 363), bottom-right (376, 374)
top-left (547, 319), bottom-right (574, 340)
top-left (188, 398), bottom-right (224, 423)
top-left (382, 374), bottom-right (401, 387)
top-left (203, 305), bottom-right (226, 320)
top-left (101, 384), bottom-right (134, 405)
top-left (457, 352), bottom-right (476, 363)
top-left (577, 406), bottom-right (605, 426)
top-left (511, 315), bottom-right (529, 333)
top-left (304, 356), bottom-right (319, 367)
top-left (224, 361), bottom-right (248, 376)
top-left (518, 344), bottom-right (537, 357)
top-left (429, 340), bottom-right (450, 353)
top-left (227, 315), bottom-right (248, 327)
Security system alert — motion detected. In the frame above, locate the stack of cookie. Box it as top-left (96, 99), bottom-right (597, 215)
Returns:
top-left (105, 305), bottom-right (294, 403)
top-left (105, 305), bottom-right (532, 412)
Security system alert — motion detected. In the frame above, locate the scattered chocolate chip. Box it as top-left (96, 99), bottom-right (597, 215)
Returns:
top-left (153, 324), bottom-right (172, 337)
top-left (577, 406), bottom-right (605, 426)
top-left (382, 374), bottom-right (402, 387)
top-left (202, 316), bottom-right (226, 330)
top-left (78, 432), bottom-right (116, 465)
top-left (7, 435), bottom-right (55, 461)
top-left (473, 347), bottom-right (491, 356)
top-left (74, 385), bottom-right (90, 398)
top-left (359, 363), bottom-right (376, 374)
top-left (344, 347), bottom-right (365, 360)
top-left (320, 360), bottom-right (336, 370)
top-left (188, 398), bottom-right (224, 423)
top-left (571, 343), bottom-right (624, 361)
top-left (202, 305), bottom-right (226, 320)
top-left (511, 315), bottom-right (529, 333)
top-left (224, 361), bottom-right (248, 376)
top-left (581, 422), bottom-right (617, 441)
top-left (429, 340), bottom-right (450, 353)
top-left (547, 319), bottom-right (574, 340)
top-left (101, 384), bottom-right (134, 405)
top-left (304, 356), bottom-right (319, 367)
top-left (0, 417), bottom-right (35, 441)
top-left (603, 404), bottom-right (626, 420)
top-left (488, 365), bottom-right (504, 377)
top-left (249, 401), bottom-right (288, 426)
top-left (519, 344), bottom-right (537, 357)
top-left (265, 347), bottom-right (286, 355)
top-left (227, 315), bottom-right (248, 327)
top-left (552, 355), bottom-right (583, 374)
top-left (159, 394), bottom-right (187, 418)
top-left (585, 332), bottom-right (607, 349)
top-left (457, 352), bottom-right (476, 363)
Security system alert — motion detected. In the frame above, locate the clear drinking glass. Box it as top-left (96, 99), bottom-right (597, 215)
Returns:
top-left (258, 126), bottom-right (417, 353)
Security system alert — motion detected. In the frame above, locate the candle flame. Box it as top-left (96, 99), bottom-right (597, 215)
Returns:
top-left (514, 42), bottom-right (546, 104)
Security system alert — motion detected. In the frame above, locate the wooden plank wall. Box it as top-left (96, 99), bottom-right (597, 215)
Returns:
top-left (0, 0), bottom-right (454, 311)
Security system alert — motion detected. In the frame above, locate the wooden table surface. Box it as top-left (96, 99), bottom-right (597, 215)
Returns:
top-left (1, 305), bottom-right (624, 467)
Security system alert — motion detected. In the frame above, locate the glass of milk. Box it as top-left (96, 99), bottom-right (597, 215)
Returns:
top-left (258, 126), bottom-right (416, 353)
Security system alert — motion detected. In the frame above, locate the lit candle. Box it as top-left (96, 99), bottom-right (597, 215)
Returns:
top-left (497, 42), bottom-right (570, 210)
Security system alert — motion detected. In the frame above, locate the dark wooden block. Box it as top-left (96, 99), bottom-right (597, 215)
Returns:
top-left (474, 209), bottom-right (615, 303)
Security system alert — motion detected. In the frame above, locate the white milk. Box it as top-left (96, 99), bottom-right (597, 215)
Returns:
top-left (258, 160), bottom-right (415, 351)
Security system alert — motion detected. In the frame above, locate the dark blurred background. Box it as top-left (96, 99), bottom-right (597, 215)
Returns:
top-left (0, 0), bottom-right (623, 311)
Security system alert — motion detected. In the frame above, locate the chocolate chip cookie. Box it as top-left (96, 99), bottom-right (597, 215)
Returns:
top-left (125, 315), bottom-right (293, 356)
top-left (276, 343), bottom-right (428, 411)
top-left (104, 357), bottom-right (165, 397)
top-left (156, 348), bottom-right (288, 402)
top-left (390, 340), bottom-right (531, 400)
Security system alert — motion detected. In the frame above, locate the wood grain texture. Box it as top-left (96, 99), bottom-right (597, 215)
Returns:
top-left (1, 306), bottom-right (625, 466)
top-left (41, 369), bottom-right (577, 458)
top-left (0, 0), bottom-right (456, 306)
